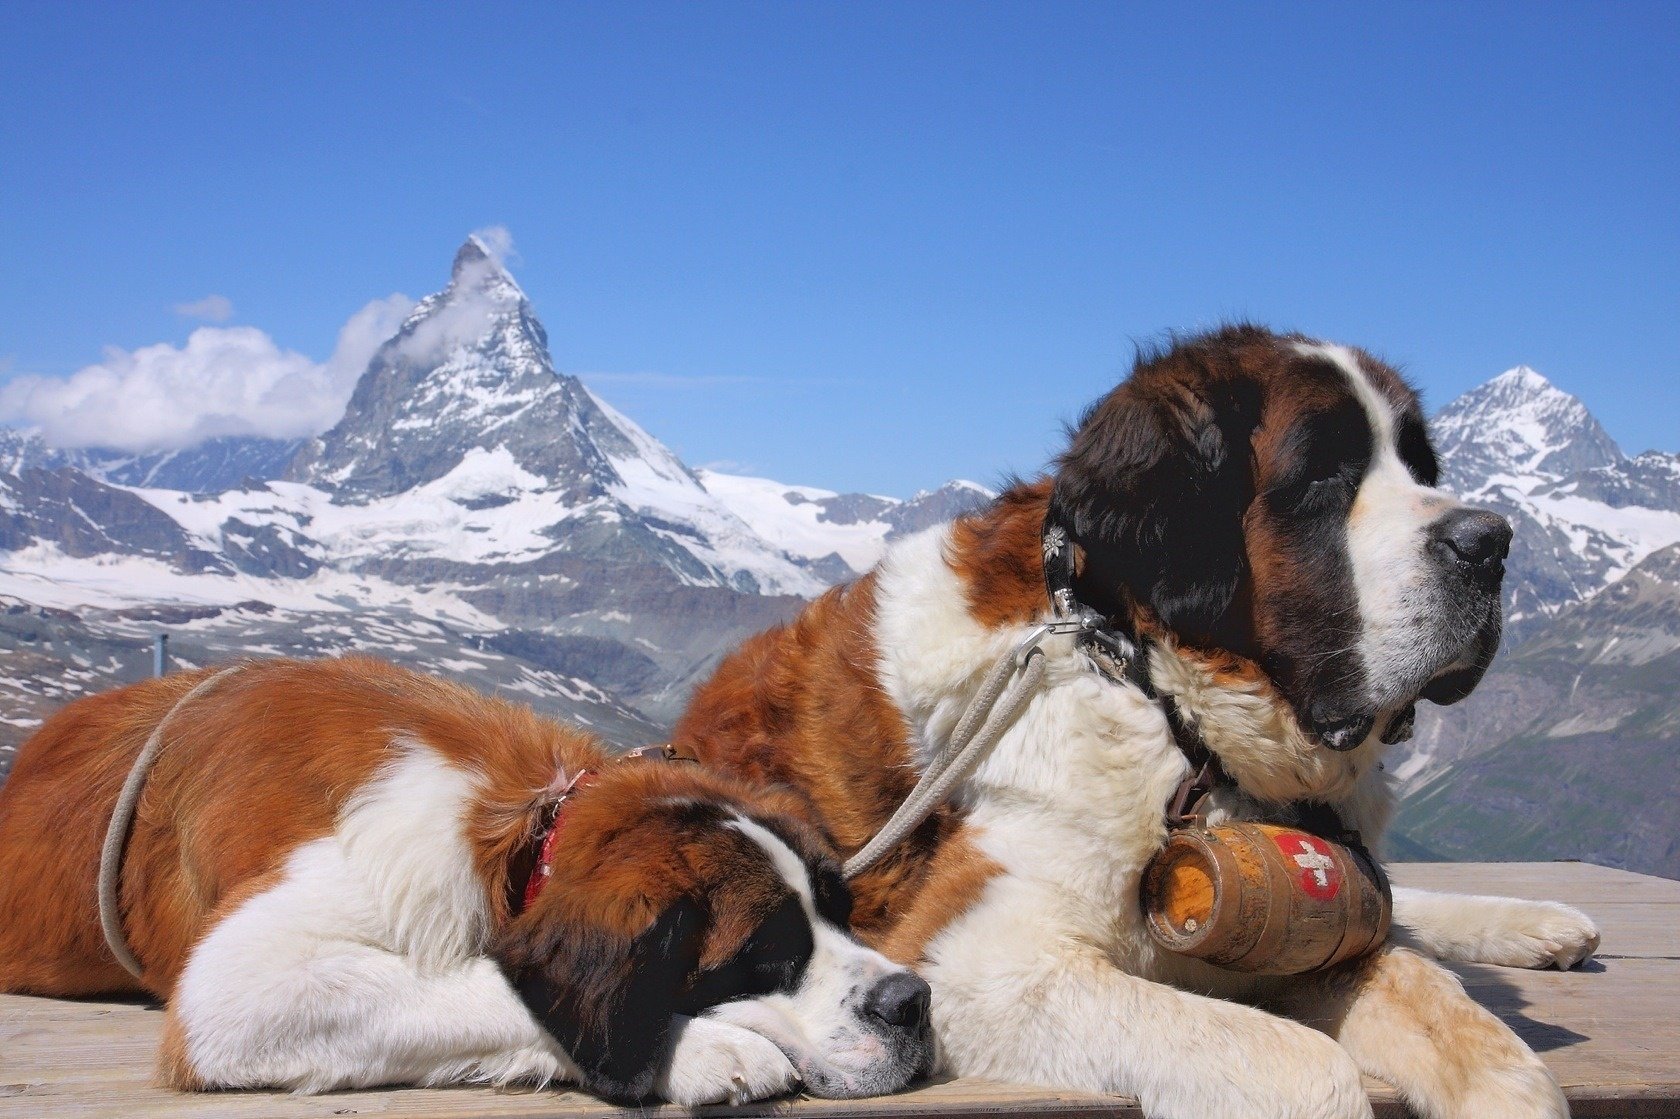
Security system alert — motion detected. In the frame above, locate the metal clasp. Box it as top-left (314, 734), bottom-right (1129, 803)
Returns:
top-left (1013, 614), bottom-right (1101, 668)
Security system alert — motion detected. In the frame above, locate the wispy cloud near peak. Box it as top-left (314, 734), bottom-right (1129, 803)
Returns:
top-left (173, 294), bottom-right (234, 322)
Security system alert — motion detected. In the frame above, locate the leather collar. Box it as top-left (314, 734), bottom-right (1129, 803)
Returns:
top-left (514, 768), bottom-right (598, 914)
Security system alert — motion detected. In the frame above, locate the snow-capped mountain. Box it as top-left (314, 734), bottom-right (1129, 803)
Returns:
top-left (1433, 365), bottom-right (1623, 489)
top-left (1431, 366), bottom-right (1680, 634)
top-left (284, 237), bottom-right (823, 597)
top-left (1374, 369), bottom-right (1680, 875)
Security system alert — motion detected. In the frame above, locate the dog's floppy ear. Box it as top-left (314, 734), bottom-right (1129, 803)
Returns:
top-left (1050, 372), bottom-right (1259, 648)
top-left (496, 895), bottom-right (704, 1104)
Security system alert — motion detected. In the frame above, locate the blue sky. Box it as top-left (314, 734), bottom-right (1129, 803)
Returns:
top-left (2, 1), bottom-right (1676, 495)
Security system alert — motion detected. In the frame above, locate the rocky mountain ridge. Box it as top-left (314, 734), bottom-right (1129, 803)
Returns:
top-left (1391, 541), bottom-right (1680, 877)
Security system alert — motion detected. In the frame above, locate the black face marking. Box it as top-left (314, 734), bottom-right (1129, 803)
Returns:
top-left (1397, 411), bottom-right (1439, 486)
top-left (1266, 398), bottom-right (1372, 519)
top-left (1254, 385), bottom-right (1376, 737)
top-left (812, 863), bottom-right (854, 928)
top-left (677, 891), bottom-right (814, 1014)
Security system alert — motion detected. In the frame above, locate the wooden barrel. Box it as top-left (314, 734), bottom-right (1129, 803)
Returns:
top-left (1140, 822), bottom-right (1391, 974)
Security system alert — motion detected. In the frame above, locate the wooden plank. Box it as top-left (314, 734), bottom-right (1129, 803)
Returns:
top-left (1390, 861), bottom-right (1680, 907)
top-left (2, 862), bottom-right (1676, 1119)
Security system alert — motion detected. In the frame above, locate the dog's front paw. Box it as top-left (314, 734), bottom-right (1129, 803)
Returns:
top-left (656, 1016), bottom-right (799, 1106)
top-left (1489, 901), bottom-right (1600, 970)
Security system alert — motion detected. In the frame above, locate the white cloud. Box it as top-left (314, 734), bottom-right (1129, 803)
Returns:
top-left (0, 294), bottom-right (414, 452)
top-left (469, 224), bottom-right (516, 267)
top-left (393, 229), bottom-right (523, 365)
top-left (174, 294), bottom-right (234, 322)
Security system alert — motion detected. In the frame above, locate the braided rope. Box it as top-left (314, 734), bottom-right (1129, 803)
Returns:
top-left (843, 642), bottom-right (1049, 879)
top-left (98, 664), bottom-right (244, 979)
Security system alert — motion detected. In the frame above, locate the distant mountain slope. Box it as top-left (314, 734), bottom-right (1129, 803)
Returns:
top-left (0, 464), bottom-right (226, 572)
top-left (75, 436), bottom-right (304, 493)
top-left (697, 472), bottom-right (994, 579)
top-left (1392, 543), bottom-right (1680, 878)
top-left (0, 594), bottom-right (665, 782)
top-left (1, 407), bottom-right (302, 495)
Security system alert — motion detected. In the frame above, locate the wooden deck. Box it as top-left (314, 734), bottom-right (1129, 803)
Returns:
top-left (2, 862), bottom-right (1675, 1119)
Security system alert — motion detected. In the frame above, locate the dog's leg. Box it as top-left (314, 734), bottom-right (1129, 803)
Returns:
top-left (926, 941), bottom-right (1371, 1119)
top-left (1390, 886), bottom-right (1600, 969)
top-left (165, 842), bottom-right (574, 1093)
top-left (168, 939), bottom-right (574, 1092)
top-left (654, 1015), bottom-right (800, 1106)
top-left (1271, 947), bottom-right (1566, 1119)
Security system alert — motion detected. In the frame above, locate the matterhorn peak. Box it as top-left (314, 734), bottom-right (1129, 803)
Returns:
top-left (285, 235), bottom-right (581, 500)
top-left (1492, 364), bottom-right (1552, 390)
top-left (447, 234), bottom-right (523, 301)
top-left (454, 235), bottom-right (490, 269)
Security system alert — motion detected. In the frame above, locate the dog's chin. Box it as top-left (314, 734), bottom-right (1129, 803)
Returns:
top-left (1314, 659), bottom-right (1489, 753)
top-left (1416, 602), bottom-right (1503, 708)
top-left (1311, 714), bottom-right (1375, 753)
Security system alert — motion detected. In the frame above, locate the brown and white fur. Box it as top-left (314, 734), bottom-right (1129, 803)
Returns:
top-left (0, 656), bottom-right (933, 1105)
top-left (673, 326), bottom-right (1600, 1119)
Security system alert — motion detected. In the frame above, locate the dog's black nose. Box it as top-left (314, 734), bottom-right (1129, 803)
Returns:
top-left (865, 972), bottom-right (932, 1032)
top-left (1430, 508), bottom-right (1512, 573)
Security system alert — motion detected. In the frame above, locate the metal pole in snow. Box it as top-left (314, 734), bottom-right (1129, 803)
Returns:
top-left (153, 634), bottom-right (169, 678)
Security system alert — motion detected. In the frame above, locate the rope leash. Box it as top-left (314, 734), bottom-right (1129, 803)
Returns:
top-left (842, 618), bottom-right (1093, 879)
top-left (98, 664), bottom-right (245, 979)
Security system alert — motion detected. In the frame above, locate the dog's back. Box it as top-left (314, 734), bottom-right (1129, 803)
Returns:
top-left (0, 657), bottom-right (588, 999)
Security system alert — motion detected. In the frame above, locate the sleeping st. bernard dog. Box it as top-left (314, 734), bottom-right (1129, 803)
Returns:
top-left (0, 656), bottom-right (933, 1105)
top-left (672, 325), bottom-right (1601, 1119)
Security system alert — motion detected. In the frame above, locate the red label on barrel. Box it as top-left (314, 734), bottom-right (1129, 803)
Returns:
top-left (1275, 833), bottom-right (1341, 900)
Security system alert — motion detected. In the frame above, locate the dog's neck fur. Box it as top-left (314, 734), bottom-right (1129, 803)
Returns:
top-left (1141, 637), bottom-right (1382, 807)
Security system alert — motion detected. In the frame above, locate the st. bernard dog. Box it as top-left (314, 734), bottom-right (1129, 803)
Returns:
top-left (0, 656), bottom-right (933, 1104)
top-left (672, 325), bottom-right (1602, 1119)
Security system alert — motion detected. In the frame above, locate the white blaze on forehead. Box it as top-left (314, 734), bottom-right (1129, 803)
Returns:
top-left (724, 814), bottom-right (903, 978)
top-left (1291, 341), bottom-right (1398, 438)
top-left (727, 815), bottom-right (818, 911)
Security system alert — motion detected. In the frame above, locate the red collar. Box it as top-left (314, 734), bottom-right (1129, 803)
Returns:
top-left (517, 769), bottom-right (597, 913)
